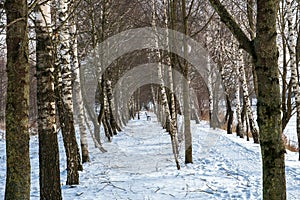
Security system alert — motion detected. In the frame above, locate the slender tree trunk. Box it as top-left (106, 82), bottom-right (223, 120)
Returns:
top-left (70, 22), bottom-right (90, 163)
top-left (106, 80), bottom-right (122, 132)
top-left (234, 64), bottom-right (244, 138)
top-left (163, 0), bottom-right (180, 157)
top-left (240, 51), bottom-right (259, 143)
top-left (4, 0), bottom-right (30, 199)
top-left (246, 0), bottom-right (258, 96)
top-left (35, 2), bottom-right (62, 199)
top-left (191, 94), bottom-right (201, 124)
top-left (225, 94), bottom-right (233, 135)
top-left (96, 80), bottom-right (104, 144)
top-left (207, 57), bottom-right (215, 128)
top-left (182, 0), bottom-right (193, 164)
top-left (287, 0), bottom-right (300, 161)
top-left (99, 76), bottom-right (113, 141)
top-left (57, 0), bottom-right (81, 185)
top-left (152, 0), bottom-right (180, 169)
top-left (219, 47), bottom-right (233, 135)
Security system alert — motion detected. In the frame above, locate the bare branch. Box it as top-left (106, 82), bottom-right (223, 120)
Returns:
top-left (208, 0), bottom-right (256, 58)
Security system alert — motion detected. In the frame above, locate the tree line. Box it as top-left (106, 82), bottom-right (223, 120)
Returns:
top-left (0, 0), bottom-right (299, 199)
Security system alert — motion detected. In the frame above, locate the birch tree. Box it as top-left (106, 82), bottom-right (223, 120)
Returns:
top-left (234, 59), bottom-right (244, 138)
top-left (205, 19), bottom-right (221, 129)
top-left (35, 2), bottom-right (62, 198)
top-left (207, 55), bottom-right (215, 128)
top-left (208, 0), bottom-right (286, 198)
top-left (152, 0), bottom-right (180, 169)
top-left (70, 19), bottom-right (90, 163)
top-left (57, 0), bottom-right (82, 185)
top-left (98, 76), bottom-right (114, 141)
top-left (239, 50), bottom-right (259, 143)
top-left (286, 0), bottom-right (300, 161)
top-left (218, 37), bottom-right (236, 135)
top-left (4, 0), bottom-right (30, 199)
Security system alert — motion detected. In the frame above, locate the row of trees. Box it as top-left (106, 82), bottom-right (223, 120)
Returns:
top-left (78, 1), bottom-right (299, 199)
top-left (1, 0), bottom-right (299, 199)
top-left (3, 0), bottom-right (88, 199)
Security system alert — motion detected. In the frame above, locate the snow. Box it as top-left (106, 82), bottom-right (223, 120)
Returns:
top-left (0, 113), bottom-right (300, 199)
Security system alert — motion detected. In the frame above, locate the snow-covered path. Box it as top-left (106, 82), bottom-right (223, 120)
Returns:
top-left (62, 113), bottom-right (300, 199)
top-left (0, 113), bottom-right (299, 199)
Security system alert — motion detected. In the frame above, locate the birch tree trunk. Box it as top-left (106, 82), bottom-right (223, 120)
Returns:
top-left (207, 56), bottom-right (215, 128)
top-left (225, 94), bottom-right (234, 134)
top-left (246, 0), bottom-right (258, 96)
top-left (4, 0), bottom-right (30, 199)
top-left (163, 0), bottom-right (180, 166)
top-left (191, 92), bottom-right (201, 124)
top-left (70, 21), bottom-right (90, 163)
top-left (152, 0), bottom-right (180, 169)
top-left (99, 76), bottom-right (114, 141)
top-left (206, 22), bottom-right (218, 129)
top-left (287, 0), bottom-right (300, 160)
top-left (107, 79), bottom-right (122, 133)
top-left (57, 0), bottom-right (81, 185)
top-left (35, 2), bottom-right (62, 199)
top-left (219, 42), bottom-right (233, 135)
top-left (239, 51), bottom-right (259, 143)
top-left (234, 65), bottom-right (244, 138)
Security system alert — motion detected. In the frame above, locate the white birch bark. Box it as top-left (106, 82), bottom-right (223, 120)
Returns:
top-left (152, 0), bottom-right (180, 169)
top-left (234, 63), bottom-right (244, 138)
top-left (59, 0), bottom-right (72, 106)
top-left (58, 0), bottom-right (81, 184)
top-left (191, 91), bottom-right (200, 124)
top-left (219, 51), bottom-right (233, 135)
top-left (206, 22), bottom-right (217, 129)
top-left (101, 77), bottom-right (113, 140)
top-left (35, 2), bottom-right (62, 198)
top-left (207, 55), bottom-right (215, 128)
top-left (69, 22), bottom-right (90, 163)
top-left (287, 0), bottom-right (300, 160)
top-left (163, 0), bottom-right (180, 165)
top-left (239, 50), bottom-right (259, 143)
